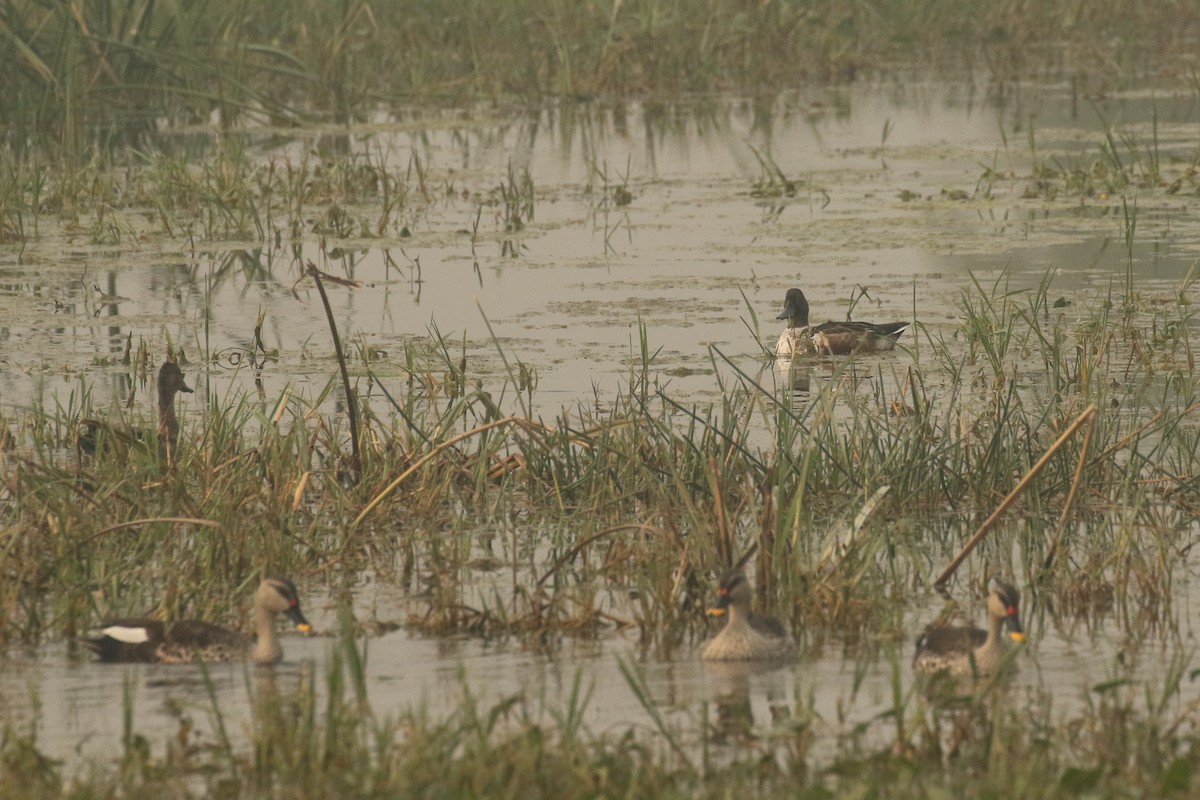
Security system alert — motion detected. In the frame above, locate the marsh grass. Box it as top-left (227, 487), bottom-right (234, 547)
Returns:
top-left (1, 81), bottom-right (1199, 781)
top-left (0, 268), bottom-right (1198, 795)
top-left (2, 6), bottom-right (1200, 796)
top-left (5, 0), bottom-right (1200, 160)
top-left (1, 262), bottom-right (1197, 653)
top-left (1023, 101), bottom-right (1200, 202)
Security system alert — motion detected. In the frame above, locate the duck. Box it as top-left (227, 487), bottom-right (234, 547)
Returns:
top-left (80, 576), bottom-right (311, 664)
top-left (78, 361), bottom-right (194, 463)
top-left (701, 571), bottom-right (794, 661)
top-left (775, 288), bottom-right (910, 357)
top-left (913, 579), bottom-right (1025, 677)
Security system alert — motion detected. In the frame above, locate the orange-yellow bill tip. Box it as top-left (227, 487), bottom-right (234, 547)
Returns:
top-left (1009, 631), bottom-right (1026, 643)
top-left (706, 607), bottom-right (726, 618)
top-left (296, 623), bottom-right (313, 633)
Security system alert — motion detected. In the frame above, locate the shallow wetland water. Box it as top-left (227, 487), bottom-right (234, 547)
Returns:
top-left (3, 78), bottom-right (1200, 775)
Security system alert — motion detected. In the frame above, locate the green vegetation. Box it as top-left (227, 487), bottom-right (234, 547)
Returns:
top-left (1, 259), bottom-right (1199, 793)
top-left (5, 265), bottom-right (1193, 645)
top-left (3, 1), bottom-right (1200, 795)
top-left (3, 0), bottom-right (1198, 154)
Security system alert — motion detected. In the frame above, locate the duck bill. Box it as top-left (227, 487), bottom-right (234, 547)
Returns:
top-left (707, 591), bottom-right (733, 617)
top-left (776, 303), bottom-right (797, 322)
top-left (1007, 612), bottom-right (1025, 642)
top-left (287, 606), bottom-right (312, 633)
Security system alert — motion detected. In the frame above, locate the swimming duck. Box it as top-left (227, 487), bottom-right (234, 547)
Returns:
top-left (80, 576), bottom-right (311, 664)
top-left (913, 579), bottom-right (1025, 677)
top-left (701, 571), bottom-right (794, 661)
top-left (78, 361), bottom-right (193, 463)
top-left (775, 288), bottom-right (910, 357)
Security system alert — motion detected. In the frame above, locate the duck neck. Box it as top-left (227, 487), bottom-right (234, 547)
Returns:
top-left (790, 302), bottom-right (810, 329)
top-left (982, 609), bottom-right (1004, 654)
top-left (158, 388), bottom-right (179, 448)
top-left (727, 601), bottom-right (752, 632)
top-left (251, 604), bottom-right (282, 664)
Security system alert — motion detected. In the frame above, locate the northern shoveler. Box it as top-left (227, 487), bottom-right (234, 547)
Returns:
top-left (701, 571), bottom-right (794, 661)
top-left (913, 579), bottom-right (1025, 677)
top-left (81, 576), bottom-right (312, 664)
top-left (775, 288), bottom-right (910, 357)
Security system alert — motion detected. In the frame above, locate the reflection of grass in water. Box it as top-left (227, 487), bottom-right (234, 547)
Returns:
top-left (6, 0), bottom-right (1200, 156)
top-left (1, 266), bottom-right (1200, 791)
top-left (1008, 95), bottom-right (1200, 202)
top-left (4, 631), bottom-right (1199, 796)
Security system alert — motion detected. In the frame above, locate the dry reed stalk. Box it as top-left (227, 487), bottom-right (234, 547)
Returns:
top-left (934, 404), bottom-right (1097, 588)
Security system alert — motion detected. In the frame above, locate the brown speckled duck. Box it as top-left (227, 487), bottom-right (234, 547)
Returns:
top-left (775, 288), bottom-right (910, 357)
top-left (78, 361), bottom-right (193, 464)
top-left (81, 577), bottom-right (311, 664)
top-left (701, 571), bottom-right (794, 661)
top-left (913, 579), bottom-right (1025, 677)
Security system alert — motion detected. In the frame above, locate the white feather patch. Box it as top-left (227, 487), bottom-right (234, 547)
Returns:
top-left (776, 327), bottom-right (813, 358)
top-left (101, 625), bottom-right (150, 644)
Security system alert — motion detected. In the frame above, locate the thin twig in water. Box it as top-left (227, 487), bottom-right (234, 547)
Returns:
top-left (83, 517), bottom-right (221, 544)
top-left (536, 522), bottom-right (666, 588)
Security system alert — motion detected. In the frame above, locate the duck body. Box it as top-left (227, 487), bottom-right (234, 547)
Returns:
top-left (913, 580), bottom-right (1025, 677)
top-left (81, 577), bottom-right (311, 665)
top-left (775, 288), bottom-right (909, 357)
top-left (776, 326), bottom-right (815, 358)
top-left (701, 571), bottom-right (794, 661)
top-left (83, 619), bottom-right (261, 664)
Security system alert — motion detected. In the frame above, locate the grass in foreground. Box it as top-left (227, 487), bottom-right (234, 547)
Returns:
top-left (4, 631), bottom-right (1200, 798)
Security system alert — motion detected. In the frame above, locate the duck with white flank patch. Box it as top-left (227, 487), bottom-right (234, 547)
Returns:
top-left (81, 576), bottom-right (311, 664)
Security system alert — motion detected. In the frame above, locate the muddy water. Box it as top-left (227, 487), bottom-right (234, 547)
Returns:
top-left (3, 79), bottom-right (1200, 766)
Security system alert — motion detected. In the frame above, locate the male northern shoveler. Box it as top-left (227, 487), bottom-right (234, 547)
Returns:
top-left (775, 288), bottom-right (910, 357)
top-left (80, 576), bottom-right (312, 664)
top-left (701, 571), bottom-right (794, 661)
top-left (913, 579), bottom-right (1025, 677)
